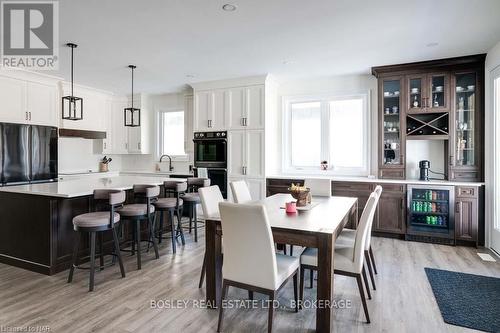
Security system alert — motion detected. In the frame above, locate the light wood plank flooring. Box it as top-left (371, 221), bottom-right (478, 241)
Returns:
top-left (0, 227), bottom-right (499, 333)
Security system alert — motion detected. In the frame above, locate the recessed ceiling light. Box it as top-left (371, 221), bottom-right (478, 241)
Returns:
top-left (186, 74), bottom-right (195, 78)
top-left (222, 4), bottom-right (237, 12)
top-left (282, 59), bottom-right (296, 65)
top-left (426, 42), bottom-right (439, 47)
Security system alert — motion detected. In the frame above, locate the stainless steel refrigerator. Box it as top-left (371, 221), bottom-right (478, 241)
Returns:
top-left (0, 123), bottom-right (58, 185)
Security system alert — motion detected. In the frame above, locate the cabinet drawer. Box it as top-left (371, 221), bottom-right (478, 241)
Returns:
top-left (450, 170), bottom-right (480, 181)
top-left (379, 168), bottom-right (405, 179)
top-left (456, 186), bottom-right (478, 198)
top-left (266, 178), bottom-right (304, 187)
top-left (377, 183), bottom-right (406, 194)
top-left (332, 181), bottom-right (372, 192)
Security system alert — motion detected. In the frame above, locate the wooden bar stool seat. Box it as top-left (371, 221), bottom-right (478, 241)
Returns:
top-left (67, 189), bottom-right (126, 292)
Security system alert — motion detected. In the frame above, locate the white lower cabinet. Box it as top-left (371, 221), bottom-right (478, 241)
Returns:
top-left (228, 177), bottom-right (265, 201)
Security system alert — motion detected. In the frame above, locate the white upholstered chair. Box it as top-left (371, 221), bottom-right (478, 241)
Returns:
top-left (304, 178), bottom-right (331, 197)
top-left (336, 185), bottom-right (383, 290)
top-left (229, 180), bottom-right (252, 203)
top-left (198, 185), bottom-right (225, 288)
top-left (217, 202), bottom-right (300, 333)
top-left (299, 192), bottom-right (379, 323)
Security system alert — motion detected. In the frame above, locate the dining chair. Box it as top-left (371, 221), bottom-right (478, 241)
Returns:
top-left (229, 180), bottom-right (252, 203)
top-left (304, 178), bottom-right (331, 196)
top-left (217, 202), bottom-right (300, 333)
top-left (336, 185), bottom-right (383, 290)
top-left (299, 192), bottom-right (379, 323)
top-left (197, 185), bottom-right (224, 288)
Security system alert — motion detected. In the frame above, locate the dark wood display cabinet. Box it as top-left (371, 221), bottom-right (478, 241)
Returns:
top-left (372, 54), bottom-right (485, 182)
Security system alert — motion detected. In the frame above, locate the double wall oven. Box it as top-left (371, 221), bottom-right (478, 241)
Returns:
top-left (193, 131), bottom-right (228, 198)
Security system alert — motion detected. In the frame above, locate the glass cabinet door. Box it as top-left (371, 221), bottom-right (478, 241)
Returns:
top-left (382, 78), bottom-right (402, 165)
top-left (454, 72), bottom-right (476, 167)
top-left (407, 75), bottom-right (426, 112)
top-left (428, 73), bottom-right (449, 112)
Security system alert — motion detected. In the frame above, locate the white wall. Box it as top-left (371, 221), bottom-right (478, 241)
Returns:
top-left (485, 40), bottom-right (500, 248)
top-left (405, 140), bottom-right (446, 179)
top-left (120, 90), bottom-right (194, 172)
top-left (58, 137), bottom-right (122, 173)
top-left (266, 74), bottom-right (378, 175)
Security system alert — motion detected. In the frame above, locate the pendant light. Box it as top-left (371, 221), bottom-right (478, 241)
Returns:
top-left (62, 43), bottom-right (83, 120)
top-left (124, 65), bottom-right (140, 127)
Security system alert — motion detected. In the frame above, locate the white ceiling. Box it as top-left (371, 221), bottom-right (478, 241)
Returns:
top-left (48, 0), bottom-right (500, 94)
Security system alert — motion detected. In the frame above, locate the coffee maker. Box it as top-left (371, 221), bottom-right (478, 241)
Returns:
top-left (419, 160), bottom-right (430, 181)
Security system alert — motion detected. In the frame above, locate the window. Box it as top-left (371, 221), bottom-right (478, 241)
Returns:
top-left (283, 93), bottom-right (369, 176)
top-left (157, 110), bottom-right (186, 158)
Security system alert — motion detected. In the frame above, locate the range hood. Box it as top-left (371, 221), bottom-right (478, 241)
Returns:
top-left (59, 128), bottom-right (106, 139)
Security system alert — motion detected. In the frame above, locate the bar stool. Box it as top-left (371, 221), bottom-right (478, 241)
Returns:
top-left (117, 185), bottom-right (160, 270)
top-left (183, 177), bottom-right (210, 242)
top-left (154, 180), bottom-right (187, 253)
top-left (67, 189), bottom-right (126, 292)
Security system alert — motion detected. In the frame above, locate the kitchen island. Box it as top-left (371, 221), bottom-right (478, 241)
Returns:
top-left (0, 176), bottom-right (186, 275)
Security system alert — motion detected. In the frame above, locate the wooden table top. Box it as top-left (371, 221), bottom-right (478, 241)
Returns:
top-left (208, 193), bottom-right (357, 235)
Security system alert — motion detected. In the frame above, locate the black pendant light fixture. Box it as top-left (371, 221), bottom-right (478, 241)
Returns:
top-left (124, 65), bottom-right (140, 127)
top-left (62, 43), bottom-right (83, 120)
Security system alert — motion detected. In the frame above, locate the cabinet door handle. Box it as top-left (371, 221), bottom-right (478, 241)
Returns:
top-left (449, 156), bottom-right (453, 166)
top-left (138, 142), bottom-right (141, 150)
top-left (243, 117), bottom-right (247, 126)
top-left (125, 143), bottom-right (128, 149)
top-left (242, 166), bottom-right (247, 175)
top-left (28, 112), bottom-right (31, 121)
top-left (25, 112), bottom-right (28, 120)
top-left (104, 142), bottom-right (106, 149)
top-left (455, 202), bottom-right (460, 213)
top-left (208, 119), bottom-right (212, 128)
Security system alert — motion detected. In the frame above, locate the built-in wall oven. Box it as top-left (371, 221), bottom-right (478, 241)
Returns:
top-left (193, 131), bottom-right (228, 198)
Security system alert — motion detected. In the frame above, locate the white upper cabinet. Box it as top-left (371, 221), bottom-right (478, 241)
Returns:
top-left (227, 87), bottom-right (245, 129)
top-left (27, 82), bottom-right (57, 127)
top-left (0, 75), bottom-right (58, 126)
top-left (111, 100), bottom-right (129, 154)
top-left (194, 90), bottom-right (226, 131)
top-left (195, 84), bottom-right (264, 131)
top-left (194, 90), bottom-right (210, 131)
top-left (126, 94), bottom-right (151, 154)
top-left (245, 85), bottom-right (265, 129)
top-left (60, 84), bottom-right (107, 132)
top-left (0, 76), bottom-right (26, 124)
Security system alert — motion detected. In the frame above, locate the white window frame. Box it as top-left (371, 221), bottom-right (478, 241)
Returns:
top-left (156, 109), bottom-right (189, 161)
top-left (282, 92), bottom-right (370, 176)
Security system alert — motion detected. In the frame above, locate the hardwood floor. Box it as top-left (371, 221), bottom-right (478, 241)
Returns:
top-left (0, 226), bottom-right (499, 333)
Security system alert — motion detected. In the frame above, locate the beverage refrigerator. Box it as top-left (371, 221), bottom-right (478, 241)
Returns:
top-left (406, 184), bottom-right (455, 245)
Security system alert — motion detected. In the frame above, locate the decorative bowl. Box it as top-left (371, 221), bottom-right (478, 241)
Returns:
top-left (288, 188), bottom-right (311, 207)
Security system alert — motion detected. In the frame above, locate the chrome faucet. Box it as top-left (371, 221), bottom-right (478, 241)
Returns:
top-left (159, 154), bottom-right (174, 172)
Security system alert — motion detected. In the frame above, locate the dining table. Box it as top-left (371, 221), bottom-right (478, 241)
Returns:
top-left (204, 193), bottom-right (359, 332)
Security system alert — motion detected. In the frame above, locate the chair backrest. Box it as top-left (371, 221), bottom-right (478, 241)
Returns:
top-left (304, 178), bottom-right (331, 197)
top-left (198, 185), bottom-right (224, 219)
top-left (187, 177), bottom-right (210, 192)
top-left (219, 202), bottom-right (278, 290)
top-left (94, 189), bottom-right (126, 207)
top-left (133, 184), bottom-right (160, 198)
top-left (364, 185), bottom-right (383, 250)
top-left (164, 180), bottom-right (187, 194)
top-left (352, 192), bottom-right (379, 273)
top-left (230, 180), bottom-right (252, 203)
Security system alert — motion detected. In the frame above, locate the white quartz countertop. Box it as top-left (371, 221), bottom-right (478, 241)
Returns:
top-left (120, 170), bottom-right (194, 176)
top-left (0, 176), bottom-right (187, 198)
top-left (266, 174), bottom-right (484, 187)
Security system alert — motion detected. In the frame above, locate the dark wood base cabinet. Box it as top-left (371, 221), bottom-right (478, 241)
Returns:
top-left (0, 191), bottom-right (146, 275)
top-left (266, 178), bottom-right (483, 246)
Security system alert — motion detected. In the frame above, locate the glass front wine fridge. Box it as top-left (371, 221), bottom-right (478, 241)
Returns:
top-left (406, 185), bottom-right (455, 245)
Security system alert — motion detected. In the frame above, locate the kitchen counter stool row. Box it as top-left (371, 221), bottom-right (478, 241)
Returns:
top-left (67, 178), bottom-right (210, 291)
